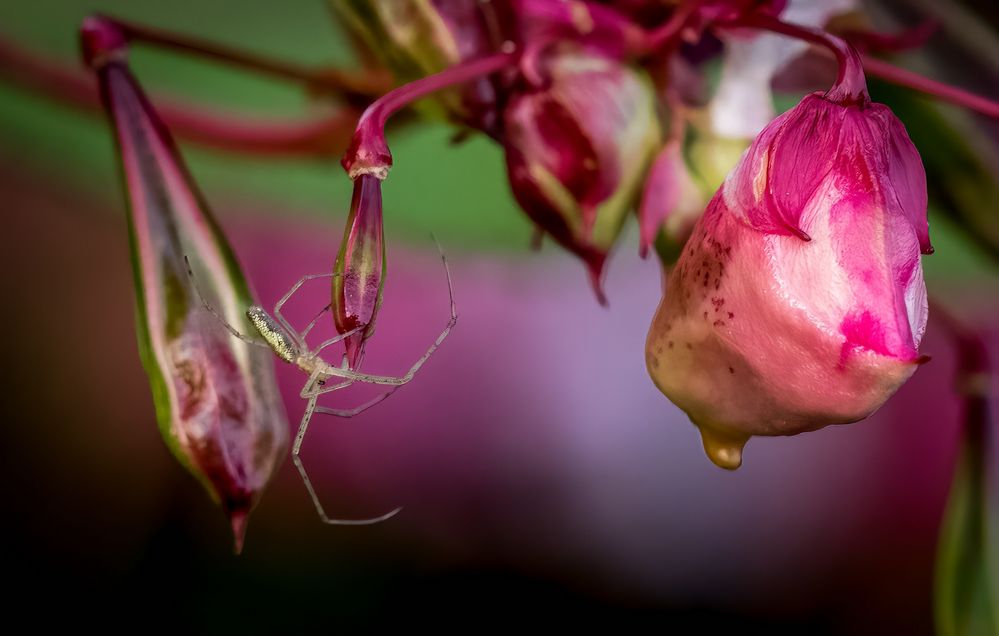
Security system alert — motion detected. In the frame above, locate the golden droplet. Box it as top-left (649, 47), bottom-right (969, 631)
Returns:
top-left (698, 427), bottom-right (749, 470)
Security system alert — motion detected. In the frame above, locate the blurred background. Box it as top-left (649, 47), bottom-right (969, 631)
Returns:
top-left (0, 0), bottom-right (996, 631)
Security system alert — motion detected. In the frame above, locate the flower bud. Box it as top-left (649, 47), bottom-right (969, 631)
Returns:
top-left (87, 21), bottom-right (288, 551)
top-left (503, 48), bottom-right (660, 302)
top-left (333, 174), bottom-right (386, 369)
top-left (646, 92), bottom-right (932, 470)
top-left (638, 137), bottom-right (705, 260)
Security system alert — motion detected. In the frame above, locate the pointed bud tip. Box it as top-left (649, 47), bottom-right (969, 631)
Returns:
top-left (229, 510), bottom-right (249, 555)
top-left (586, 260), bottom-right (609, 307)
top-left (344, 333), bottom-right (365, 370)
top-left (916, 354), bottom-right (932, 366)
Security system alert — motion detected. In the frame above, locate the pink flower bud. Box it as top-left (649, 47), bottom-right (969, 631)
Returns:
top-left (84, 18), bottom-right (288, 551)
top-left (503, 48), bottom-right (660, 302)
top-left (646, 92), bottom-right (932, 470)
top-left (638, 138), bottom-right (705, 259)
top-left (333, 174), bottom-right (386, 369)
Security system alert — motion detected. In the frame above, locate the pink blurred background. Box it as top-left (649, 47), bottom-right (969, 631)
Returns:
top-left (3, 160), bottom-right (995, 631)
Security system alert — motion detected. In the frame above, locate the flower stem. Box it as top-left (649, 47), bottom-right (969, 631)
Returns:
top-left (861, 55), bottom-right (999, 119)
top-left (730, 13), bottom-right (869, 105)
top-left (643, 3), bottom-right (696, 55)
top-left (0, 20), bottom-right (380, 156)
top-left (342, 50), bottom-right (516, 178)
top-left (726, 13), bottom-right (999, 119)
top-left (87, 14), bottom-right (390, 100)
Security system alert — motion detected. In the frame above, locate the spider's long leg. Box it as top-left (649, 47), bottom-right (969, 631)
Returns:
top-left (314, 387), bottom-right (399, 418)
top-left (273, 273), bottom-right (334, 345)
top-left (184, 255), bottom-right (270, 349)
top-left (292, 392), bottom-right (402, 525)
top-left (301, 303), bottom-right (332, 341)
top-left (307, 242), bottom-right (457, 392)
top-left (312, 325), bottom-right (364, 360)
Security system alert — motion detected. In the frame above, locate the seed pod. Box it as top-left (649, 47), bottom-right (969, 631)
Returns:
top-left (83, 17), bottom-right (288, 552)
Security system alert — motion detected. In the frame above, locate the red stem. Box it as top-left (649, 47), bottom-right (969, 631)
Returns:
top-left (730, 13), bottom-right (869, 105)
top-left (0, 27), bottom-right (377, 156)
top-left (841, 20), bottom-right (939, 54)
top-left (722, 13), bottom-right (999, 119)
top-left (862, 55), bottom-right (999, 119)
top-left (644, 2), bottom-right (696, 55)
top-left (362, 52), bottom-right (514, 138)
top-left (95, 14), bottom-right (391, 100)
top-left (342, 50), bottom-right (516, 178)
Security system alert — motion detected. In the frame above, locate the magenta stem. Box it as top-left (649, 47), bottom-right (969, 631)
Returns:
top-left (83, 14), bottom-right (390, 99)
top-left (342, 51), bottom-right (516, 177)
top-left (728, 13), bottom-right (999, 118)
top-left (644, 3), bottom-right (695, 54)
top-left (362, 52), bottom-right (514, 138)
top-left (730, 13), bottom-right (869, 104)
top-left (862, 55), bottom-right (999, 119)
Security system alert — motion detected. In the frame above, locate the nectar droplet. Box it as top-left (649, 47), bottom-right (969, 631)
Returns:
top-left (698, 427), bottom-right (749, 470)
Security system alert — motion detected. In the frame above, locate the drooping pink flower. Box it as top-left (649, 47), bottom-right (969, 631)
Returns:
top-left (646, 90), bottom-right (932, 470)
top-left (503, 46), bottom-right (660, 302)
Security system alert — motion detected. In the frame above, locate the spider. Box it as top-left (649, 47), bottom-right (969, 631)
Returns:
top-left (186, 247), bottom-right (456, 525)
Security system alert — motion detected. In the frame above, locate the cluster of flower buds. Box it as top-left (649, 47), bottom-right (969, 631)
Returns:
top-left (73, 0), bottom-right (999, 527)
top-left (331, 0), bottom-right (966, 468)
top-left (81, 17), bottom-right (288, 551)
top-left (335, 0), bottom-right (670, 302)
top-left (332, 1), bottom-right (883, 302)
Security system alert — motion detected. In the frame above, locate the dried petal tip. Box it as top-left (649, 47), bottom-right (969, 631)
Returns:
top-left (334, 174), bottom-right (386, 368)
top-left (229, 509), bottom-right (249, 555)
top-left (79, 15), bottom-right (127, 69)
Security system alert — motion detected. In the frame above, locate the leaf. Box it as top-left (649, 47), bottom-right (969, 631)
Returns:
top-left (935, 392), bottom-right (998, 636)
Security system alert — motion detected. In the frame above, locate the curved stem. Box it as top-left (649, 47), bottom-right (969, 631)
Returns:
top-left (361, 52), bottom-right (514, 140)
top-left (94, 14), bottom-right (392, 100)
top-left (841, 20), bottom-right (939, 54)
top-left (862, 55), bottom-right (999, 119)
top-left (342, 50), bottom-right (517, 178)
top-left (644, 2), bottom-right (696, 55)
top-left (729, 13), bottom-right (869, 105)
top-left (0, 29), bottom-right (376, 156)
